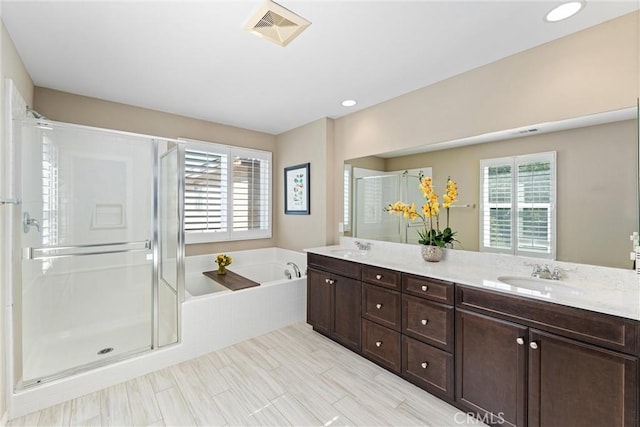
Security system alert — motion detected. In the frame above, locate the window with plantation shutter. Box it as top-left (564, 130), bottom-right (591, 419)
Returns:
top-left (480, 152), bottom-right (556, 258)
top-left (343, 164), bottom-right (351, 232)
top-left (182, 139), bottom-right (271, 243)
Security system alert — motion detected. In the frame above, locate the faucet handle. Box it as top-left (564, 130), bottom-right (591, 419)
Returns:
top-left (531, 264), bottom-right (542, 277)
top-left (551, 267), bottom-right (562, 280)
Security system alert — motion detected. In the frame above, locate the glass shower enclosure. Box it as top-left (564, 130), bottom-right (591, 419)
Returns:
top-left (13, 118), bottom-right (184, 388)
top-left (353, 167), bottom-right (431, 244)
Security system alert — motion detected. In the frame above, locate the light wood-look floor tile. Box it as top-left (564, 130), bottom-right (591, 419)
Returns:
top-left (8, 322), bottom-right (487, 426)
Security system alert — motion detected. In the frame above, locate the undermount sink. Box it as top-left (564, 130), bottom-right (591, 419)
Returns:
top-left (329, 248), bottom-right (368, 258)
top-left (497, 276), bottom-right (584, 295)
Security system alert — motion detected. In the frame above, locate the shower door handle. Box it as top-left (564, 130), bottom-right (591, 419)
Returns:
top-left (23, 240), bottom-right (152, 260)
top-left (23, 212), bottom-right (40, 233)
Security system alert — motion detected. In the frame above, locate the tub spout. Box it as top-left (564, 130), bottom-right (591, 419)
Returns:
top-left (287, 262), bottom-right (301, 278)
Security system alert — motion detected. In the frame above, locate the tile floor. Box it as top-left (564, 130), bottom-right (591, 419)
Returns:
top-left (7, 323), bottom-right (484, 426)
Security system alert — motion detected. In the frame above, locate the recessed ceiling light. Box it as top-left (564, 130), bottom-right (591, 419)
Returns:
top-left (341, 99), bottom-right (357, 107)
top-left (545, 1), bottom-right (584, 22)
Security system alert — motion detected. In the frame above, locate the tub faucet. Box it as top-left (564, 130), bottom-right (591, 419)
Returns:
top-left (287, 262), bottom-right (301, 278)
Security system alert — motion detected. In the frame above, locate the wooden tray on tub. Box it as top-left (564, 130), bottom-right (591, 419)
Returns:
top-left (202, 270), bottom-right (260, 291)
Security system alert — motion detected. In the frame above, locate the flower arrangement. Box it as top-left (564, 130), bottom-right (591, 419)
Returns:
top-left (385, 173), bottom-right (458, 247)
top-left (215, 254), bottom-right (232, 275)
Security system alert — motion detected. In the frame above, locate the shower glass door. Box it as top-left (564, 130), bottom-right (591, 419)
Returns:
top-left (19, 120), bottom-right (155, 387)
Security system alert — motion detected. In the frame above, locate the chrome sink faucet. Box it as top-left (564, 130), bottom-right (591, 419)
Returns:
top-left (354, 241), bottom-right (371, 251)
top-left (531, 264), bottom-right (561, 280)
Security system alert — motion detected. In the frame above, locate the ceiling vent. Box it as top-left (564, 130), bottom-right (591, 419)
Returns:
top-left (244, 0), bottom-right (311, 47)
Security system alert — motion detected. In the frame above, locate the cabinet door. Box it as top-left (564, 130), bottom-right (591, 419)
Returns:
top-left (332, 275), bottom-right (362, 352)
top-left (306, 268), bottom-right (331, 336)
top-left (528, 329), bottom-right (638, 427)
top-left (456, 309), bottom-right (527, 427)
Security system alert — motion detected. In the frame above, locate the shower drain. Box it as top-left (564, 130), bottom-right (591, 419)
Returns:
top-left (97, 347), bottom-right (114, 355)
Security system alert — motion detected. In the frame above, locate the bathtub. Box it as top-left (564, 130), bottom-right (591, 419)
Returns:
top-left (9, 247), bottom-right (308, 419)
top-left (185, 247), bottom-right (307, 297)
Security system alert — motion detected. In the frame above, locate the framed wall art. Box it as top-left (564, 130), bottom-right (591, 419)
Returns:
top-left (284, 163), bottom-right (310, 215)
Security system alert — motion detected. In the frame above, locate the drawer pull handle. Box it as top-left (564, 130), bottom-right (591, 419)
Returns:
top-left (530, 342), bottom-right (539, 350)
top-left (516, 337), bottom-right (525, 345)
top-left (376, 274), bottom-right (382, 280)
top-left (421, 319), bottom-right (428, 326)
top-left (375, 341), bottom-right (382, 347)
top-left (421, 362), bottom-right (429, 369)
top-left (421, 285), bottom-right (428, 292)
top-left (376, 303), bottom-right (382, 309)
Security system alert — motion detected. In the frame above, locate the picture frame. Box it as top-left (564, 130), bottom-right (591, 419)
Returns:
top-left (284, 163), bottom-right (310, 215)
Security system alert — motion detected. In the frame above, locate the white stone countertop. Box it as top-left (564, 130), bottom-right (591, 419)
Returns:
top-left (305, 238), bottom-right (640, 321)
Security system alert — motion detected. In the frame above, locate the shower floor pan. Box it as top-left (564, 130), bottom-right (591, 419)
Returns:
top-left (21, 318), bottom-right (151, 387)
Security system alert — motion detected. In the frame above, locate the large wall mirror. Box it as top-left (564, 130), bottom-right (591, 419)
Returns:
top-left (338, 7), bottom-right (639, 270)
top-left (344, 107), bottom-right (638, 270)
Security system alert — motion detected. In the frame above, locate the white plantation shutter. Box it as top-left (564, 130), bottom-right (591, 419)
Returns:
top-left (182, 140), bottom-right (271, 243)
top-left (231, 151), bottom-right (270, 236)
top-left (482, 164), bottom-right (512, 250)
top-left (184, 148), bottom-right (227, 235)
top-left (480, 152), bottom-right (556, 258)
top-left (343, 164), bottom-right (351, 232)
top-left (517, 158), bottom-right (553, 255)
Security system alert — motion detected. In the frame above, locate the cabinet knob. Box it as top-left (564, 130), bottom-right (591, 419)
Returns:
top-left (329, 279), bottom-right (335, 285)
top-left (376, 274), bottom-right (382, 280)
top-left (530, 342), bottom-right (539, 350)
top-left (421, 285), bottom-right (429, 292)
top-left (421, 362), bottom-right (429, 369)
top-left (516, 337), bottom-right (525, 345)
top-left (376, 303), bottom-right (382, 309)
top-left (421, 319), bottom-right (428, 326)
top-left (324, 278), bottom-right (329, 284)
top-left (375, 341), bottom-right (382, 347)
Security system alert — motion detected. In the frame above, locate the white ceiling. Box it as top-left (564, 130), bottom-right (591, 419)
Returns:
top-left (2, 1), bottom-right (638, 135)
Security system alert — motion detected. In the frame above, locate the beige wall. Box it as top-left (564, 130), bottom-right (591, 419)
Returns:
top-left (33, 87), bottom-right (278, 256)
top-left (275, 118), bottom-right (335, 251)
top-left (1, 19), bottom-right (35, 421)
top-left (381, 120), bottom-right (637, 269)
top-left (333, 12), bottom-right (640, 251)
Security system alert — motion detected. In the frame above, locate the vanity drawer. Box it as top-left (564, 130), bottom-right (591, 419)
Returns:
top-left (402, 295), bottom-right (454, 352)
top-left (403, 274), bottom-right (454, 304)
top-left (456, 284), bottom-right (640, 355)
top-left (402, 335), bottom-right (454, 399)
top-left (362, 319), bottom-right (401, 373)
top-left (362, 266), bottom-right (401, 290)
top-left (307, 253), bottom-right (361, 280)
top-left (362, 284), bottom-right (401, 331)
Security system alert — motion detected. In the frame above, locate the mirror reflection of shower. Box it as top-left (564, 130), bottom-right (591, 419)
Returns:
top-left (352, 167), bottom-right (432, 244)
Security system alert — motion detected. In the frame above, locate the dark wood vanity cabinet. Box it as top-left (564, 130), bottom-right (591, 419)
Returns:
top-left (307, 254), bottom-right (362, 352)
top-left (307, 253), bottom-right (640, 426)
top-left (456, 285), bottom-right (639, 427)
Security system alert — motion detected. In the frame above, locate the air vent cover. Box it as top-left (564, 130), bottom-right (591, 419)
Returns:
top-left (244, 0), bottom-right (311, 47)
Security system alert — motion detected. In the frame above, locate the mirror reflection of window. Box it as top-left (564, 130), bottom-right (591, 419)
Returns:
top-left (480, 151), bottom-right (556, 259)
